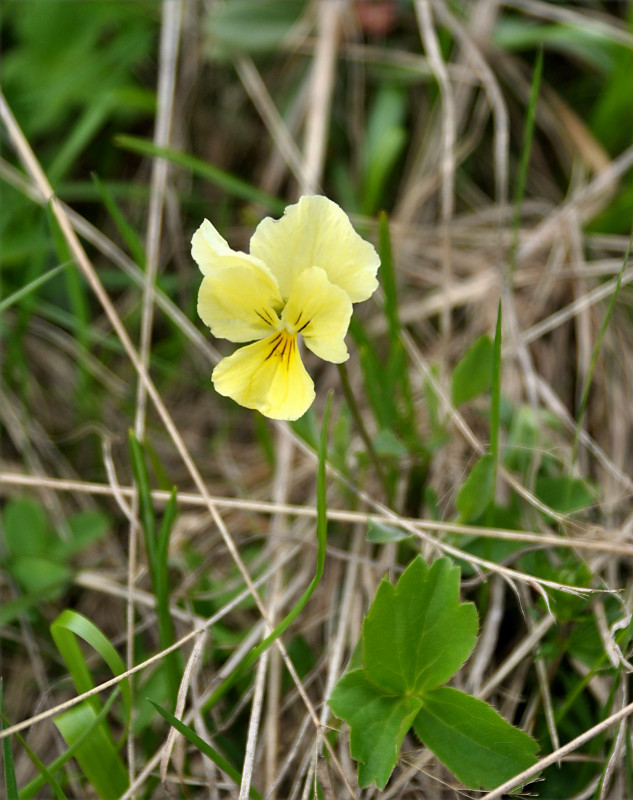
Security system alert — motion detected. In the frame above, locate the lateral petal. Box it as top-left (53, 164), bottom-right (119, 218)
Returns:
top-left (281, 267), bottom-right (352, 364)
top-left (212, 334), bottom-right (315, 421)
top-left (198, 262), bottom-right (283, 343)
top-left (250, 195), bottom-right (380, 303)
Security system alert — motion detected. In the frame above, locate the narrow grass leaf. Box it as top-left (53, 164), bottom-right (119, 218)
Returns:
top-left (147, 700), bottom-right (262, 800)
top-left (115, 135), bottom-right (284, 213)
top-left (379, 211), bottom-right (401, 347)
top-left (155, 487), bottom-right (180, 704)
top-left (510, 47), bottom-right (543, 274)
top-left (50, 609), bottom-right (130, 718)
top-left (413, 687), bottom-right (538, 789)
top-left (45, 206), bottom-right (91, 412)
top-left (129, 435), bottom-right (180, 704)
top-left (0, 261), bottom-right (73, 313)
top-left (1, 679), bottom-right (19, 800)
top-left (92, 172), bottom-right (145, 267)
top-left (12, 727), bottom-right (67, 800)
top-left (379, 212), bottom-right (414, 425)
top-left (572, 228), bottom-right (632, 464)
top-left (490, 301), bottom-right (502, 464)
top-left (129, 431), bottom-right (157, 568)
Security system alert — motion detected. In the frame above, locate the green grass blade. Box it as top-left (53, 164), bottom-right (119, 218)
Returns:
top-left (147, 700), bottom-right (263, 800)
top-left (18, 691), bottom-right (120, 800)
top-left (1, 679), bottom-right (19, 800)
top-left (50, 609), bottom-right (131, 719)
top-left (49, 96), bottom-right (113, 185)
top-left (115, 135), bottom-right (285, 213)
top-left (129, 434), bottom-right (180, 703)
top-left (12, 729), bottom-right (67, 800)
top-left (0, 261), bottom-right (73, 313)
top-left (45, 205), bottom-right (91, 413)
top-left (54, 703), bottom-right (128, 800)
top-left (49, 610), bottom-right (129, 800)
top-left (92, 172), bottom-right (145, 267)
top-left (155, 487), bottom-right (180, 704)
top-left (203, 393), bottom-right (333, 713)
top-left (379, 211), bottom-right (400, 346)
top-left (490, 300), bottom-right (502, 468)
top-left (572, 229), bottom-right (632, 465)
top-left (129, 431), bottom-right (157, 570)
top-left (510, 47), bottom-right (543, 276)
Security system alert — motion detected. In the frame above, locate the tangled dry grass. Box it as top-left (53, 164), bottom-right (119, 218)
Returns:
top-left (2, 1), bottom-right (633, 798)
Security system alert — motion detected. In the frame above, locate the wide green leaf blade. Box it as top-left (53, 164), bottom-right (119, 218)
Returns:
top-left (455, 453), bottom-right (495, 522)
top-left (363, 557), bottom-right (478, 694)
top-left (451, 335), bottom-right (493, 407)
top-left (413, 687), bottom-right (539, 789)
top-left (328, 669), bottom-right (422, 790)
top-left (50, 609), bottom-right (130, 718)
top-left (54, 704), bottom-right (128, 800)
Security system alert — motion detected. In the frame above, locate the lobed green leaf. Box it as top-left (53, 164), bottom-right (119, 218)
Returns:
top-left (328, 670), bottom-right (422, 790)
top-left (363, 557), bottom-right (478, 694)
top-left (413, 687), bottom-right (539, 790)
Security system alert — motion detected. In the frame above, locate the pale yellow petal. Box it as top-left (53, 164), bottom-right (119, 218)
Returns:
top-left (250, 195), bottom-right (380, 302)
top-left (212, 333), bottom-right (315, 421)
top-left (192, 219), bottom-right (268, 277)
top-left (281, 267), bottom-right (351, 363)
top-left (198, 262), bottom-right (283, 343)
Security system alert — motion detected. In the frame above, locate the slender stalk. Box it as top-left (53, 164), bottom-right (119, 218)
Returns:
top-left (337, 362), bottom-right (390, 498)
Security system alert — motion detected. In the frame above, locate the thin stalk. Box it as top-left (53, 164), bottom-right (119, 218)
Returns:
top-left (337, 362), bottom-right (390, 498)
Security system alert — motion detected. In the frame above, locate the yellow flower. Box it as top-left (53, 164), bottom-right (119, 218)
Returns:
top-left (193, 195), bottom-right (380, 420)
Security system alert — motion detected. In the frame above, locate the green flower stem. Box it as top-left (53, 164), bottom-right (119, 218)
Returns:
top-left (202, 393), bottom-right (332, 714)
top-left (337, 362), bottom-right (389, 498)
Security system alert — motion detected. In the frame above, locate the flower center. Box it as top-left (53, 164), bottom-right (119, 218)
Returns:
top-left (264, 330), bottom-right (297, 367)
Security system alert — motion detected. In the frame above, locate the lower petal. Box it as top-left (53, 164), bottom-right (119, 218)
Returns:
top-left (212, 334), bottom-right (315, 421)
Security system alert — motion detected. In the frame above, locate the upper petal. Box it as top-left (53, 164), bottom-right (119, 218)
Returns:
top-left (250, 196), bottom-right (380, 302)
top-left (281, 267), bottom-right (352, 364)
top-left (212, 333), bottom-right (315, 421)
top-left (192, 219), bottom-right (268, 277)
top-left (198, 262), bottom-right (283, 343)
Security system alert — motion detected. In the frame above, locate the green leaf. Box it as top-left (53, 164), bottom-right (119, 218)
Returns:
top-left (373, 428), bottom-right (407, 458)
top-left (535, 474), bottom-right (596, 515)
top-left (50, 611), bottom-right (130, 798)
top-left (54, 704), bottom-right (128, 800)
top-left (115, 135), bottom-right (284, 213)
top-left (148, 700), bottom-right (263, 800)
top-left (50, 609), bottom-right (130, 719)
top-left (54, 511), bottom-right (110, 559)
top-left (10, 556), bottom-right (71, 595)
top-left (413, 687), bottom-right (539, 789)
top-left (363, 557), bottom-right (478, 694)
top-left (455, 454), bottom-right (495, 522)
top-left (2, 499), bottom-right (49, 557)
top-left (366, 520), bottom-right (411, 544)
top-left (1, 679), bottom-right (19, 800)
top-left (451, 335), bottom-right (493, 407)
top-left (328, 669), bottom-right (422, 790)
top-left (206, 0), bottom-right (305, 57)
